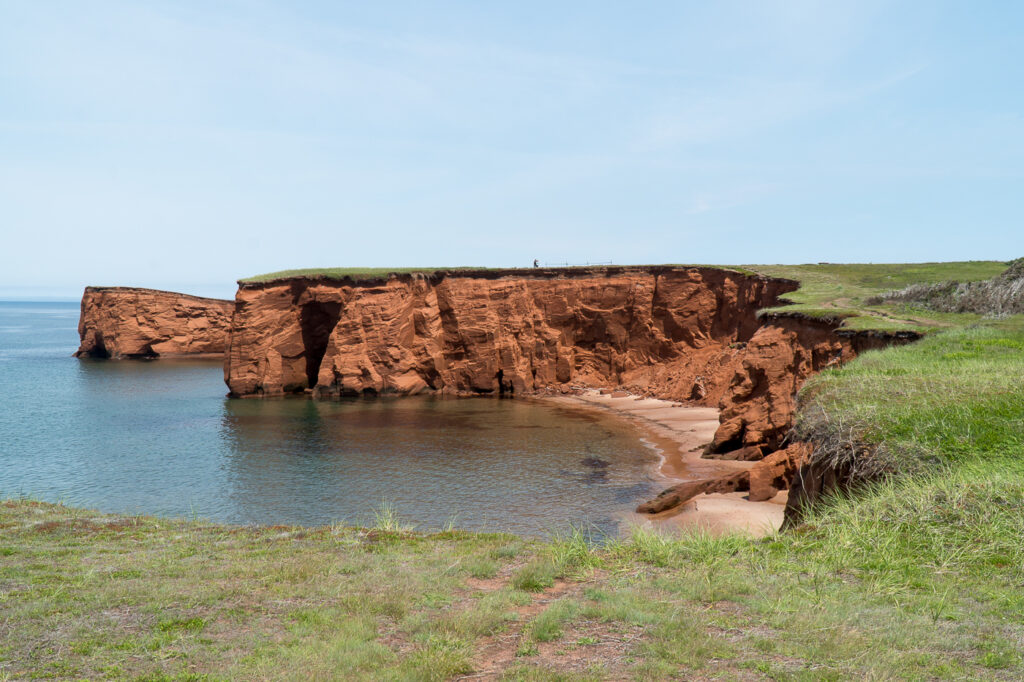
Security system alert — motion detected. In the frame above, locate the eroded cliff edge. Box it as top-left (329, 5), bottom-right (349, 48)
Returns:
top-left (75, 287), bottom-right (234, 358)
top-left (224, 267), bottom-right (795, 401)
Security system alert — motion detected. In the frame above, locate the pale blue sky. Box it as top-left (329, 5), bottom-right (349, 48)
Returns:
top-left (2, 1), bottom-right (1022, 299)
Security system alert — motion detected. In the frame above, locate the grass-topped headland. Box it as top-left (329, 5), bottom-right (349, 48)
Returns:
top-left (239, 260), bottom-right (1008, 334)
top-left (867, 257), bottom-right (1024, 318)
top-left (236, 264), bottom-right (755, 286)
top-left (7, 259), bottom-right (1023, 678)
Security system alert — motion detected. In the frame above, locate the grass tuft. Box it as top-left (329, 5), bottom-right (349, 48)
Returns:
top-left (372, 500), bottom-right (413, 533)
top-left (512, 560), bottom-right (559, 592)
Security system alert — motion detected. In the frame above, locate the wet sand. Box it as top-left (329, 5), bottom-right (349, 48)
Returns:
top-left (539, 390), bottom-right (786, 537)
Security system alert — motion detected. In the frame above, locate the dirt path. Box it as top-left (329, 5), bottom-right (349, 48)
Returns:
top-left (458, 580), bottom-right (576, 680)
top-left (824, 297), bottom-right (946, 328)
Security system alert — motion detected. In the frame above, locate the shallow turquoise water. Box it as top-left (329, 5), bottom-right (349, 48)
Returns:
top-left (0, 302), bottom-right (659, 536)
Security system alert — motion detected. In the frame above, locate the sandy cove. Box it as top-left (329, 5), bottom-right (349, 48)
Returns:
top-left (538, 390), bottom-right (787, 537)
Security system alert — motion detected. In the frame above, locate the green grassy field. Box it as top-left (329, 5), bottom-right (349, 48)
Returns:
top-left (746, 261), bottom-right (1008, 330)
top-left (4, 261), bottom-right (1023, 679)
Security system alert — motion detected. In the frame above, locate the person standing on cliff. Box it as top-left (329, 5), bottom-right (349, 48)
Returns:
top-left (533, 259), bottom-right (539, 268)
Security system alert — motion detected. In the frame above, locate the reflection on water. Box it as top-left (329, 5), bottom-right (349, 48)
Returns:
top-left (217, 397), bottom-right (658, 535)
top-left (0, 302), bottom-right (659, 537)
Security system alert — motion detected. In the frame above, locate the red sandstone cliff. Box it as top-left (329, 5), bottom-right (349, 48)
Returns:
top-left (650, 316), bottom-right (918, 516)
top-left (713, 319), bottom-right (922, 452)
top-left (223, 268), bottom-right (797, 401)
top-left (76, 270), bottom-right (919, 522)
top-left (75, 287), bottom-right (234, 359)
top-left (224, 269), bottom-right (918, 478)
top-left (707, 316), bottom-right (849, 454)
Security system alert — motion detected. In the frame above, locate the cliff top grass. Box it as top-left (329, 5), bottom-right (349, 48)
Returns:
top-left (746, 260), bottom-right (1010, 331)
top-left (239, 266), bottom-right (492, 283)
top-left (237, 263), bottom-right (748, 284)
top-left (240, 260), bottom-right (1010, 333)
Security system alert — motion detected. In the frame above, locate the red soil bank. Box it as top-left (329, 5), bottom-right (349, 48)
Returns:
top-left (708, 314), bottom-right (919, 454)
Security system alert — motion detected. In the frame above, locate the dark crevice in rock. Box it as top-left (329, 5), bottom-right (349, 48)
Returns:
top-left (299, 301), bottom-right (342, 392)
top-left (81, 334), bottom-right (111, 359)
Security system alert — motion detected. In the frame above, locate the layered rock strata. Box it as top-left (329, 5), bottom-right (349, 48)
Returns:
top-left (75, 287), bottom-right (234, 359)
top-left (223, 268), bottom-right (797, 400)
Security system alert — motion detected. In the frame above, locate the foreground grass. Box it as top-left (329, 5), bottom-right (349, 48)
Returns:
top-left (3, 456), bottom-right (1023, 680)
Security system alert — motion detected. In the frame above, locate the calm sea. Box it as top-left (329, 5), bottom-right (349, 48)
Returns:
top-left (0, 301), bottom-right (660, 536)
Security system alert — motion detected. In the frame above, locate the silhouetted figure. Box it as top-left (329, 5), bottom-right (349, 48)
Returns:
top-left (496, 368), bottom-right (505, 396)
top-left (533, 259), bottom-right (539, 268)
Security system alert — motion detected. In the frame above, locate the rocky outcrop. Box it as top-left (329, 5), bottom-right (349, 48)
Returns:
top-left (75, 287), bottom-right (234, 359)
top-left (636, 470), bottom-right (751, 514)
top-left (707, 317), bottom-right (848, 454)
top-left (223, 267), bottom-right (797, 399)
top-left (636, 441), bottom-right (812, 514)
top-left (706, 317), bottom-right (921, 456)
top-left (748, 442), bottom-right (812, 502)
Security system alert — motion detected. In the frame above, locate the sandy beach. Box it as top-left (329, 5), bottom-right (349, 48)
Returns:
top-left (539, 390), bottom-right (786, 537)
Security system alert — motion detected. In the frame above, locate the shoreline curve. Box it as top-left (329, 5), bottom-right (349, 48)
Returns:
top-left (534, 390), bottom-right (786, 537)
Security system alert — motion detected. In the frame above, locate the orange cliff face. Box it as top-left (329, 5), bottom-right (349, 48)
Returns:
top-left (75, 287), bottom-right (234, 359)
top-left (222, 267), bottom-right (798, 403)
top-left (707, 317), bottom-right (922, 454)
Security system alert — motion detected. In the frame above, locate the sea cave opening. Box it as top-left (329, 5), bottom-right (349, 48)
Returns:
top-left (299, 301), bottom-right (342, 391)
top-left (89, 334), bottom-right (111, 359)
